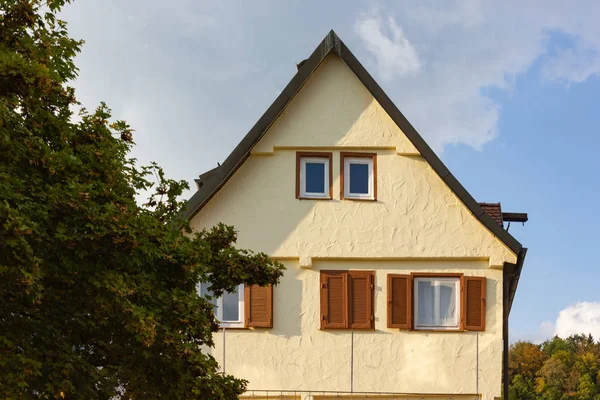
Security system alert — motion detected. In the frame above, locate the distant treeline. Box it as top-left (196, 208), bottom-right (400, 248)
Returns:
top-left (509, 334), bottom-right (600, 399)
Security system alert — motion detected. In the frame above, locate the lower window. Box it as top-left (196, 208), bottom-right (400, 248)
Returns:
top-left (199, 283), bottom-right (245, 328)
top-left (414, 277), bottom-right (460, 330)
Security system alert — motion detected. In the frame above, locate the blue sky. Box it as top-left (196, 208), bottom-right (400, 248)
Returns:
top-left (447, 36), bottom-right (600, 341)
top-left (61, 1), bottom-right (600, 341)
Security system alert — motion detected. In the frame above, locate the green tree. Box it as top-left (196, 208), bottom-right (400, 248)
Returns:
top-left (536, 354), bottom-right (573, 399)
top-left (508, 374), bottom-right (538, 400)
top-left (0, 1), bottom-right (284, 398)
top-left (509, 336), bottom-right (600, 400)
top-left (576, 374), bottom-right (598, 400)
top-left (510, 341), bottom-right (546, 383)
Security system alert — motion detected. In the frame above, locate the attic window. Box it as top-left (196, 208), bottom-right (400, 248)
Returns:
top-left (296, 152), bottom-right (332, 199)
top-left (341, 152), bottom-right (377, 200)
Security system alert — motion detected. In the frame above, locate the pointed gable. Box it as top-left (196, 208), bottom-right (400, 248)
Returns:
top-left (183, 30), bottom-right (522, 263)
top-left (252, 54), bottom-right (420, 155)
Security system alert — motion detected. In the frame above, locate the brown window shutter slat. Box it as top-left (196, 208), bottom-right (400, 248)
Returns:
top-left (348, 271), bottom-right (374, 329)
top-left (387, 274), bottom-right (412, 329)
top-left (320, 271), bottom-right (347, 329)
top-left (244, 285), bottom-right (273, 328)
top-left (464, 276), bottom-right (486, 331)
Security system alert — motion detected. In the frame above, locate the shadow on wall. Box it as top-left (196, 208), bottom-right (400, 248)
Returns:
top-left (190, 54), bottom-right (377, 259)
top-left (190, 54), bottom-right (499, 394)
top-left (272, 265), bottom-right (303, 338)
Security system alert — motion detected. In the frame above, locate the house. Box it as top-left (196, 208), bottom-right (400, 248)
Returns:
top-left (183, 31), bottom-right (527, 400)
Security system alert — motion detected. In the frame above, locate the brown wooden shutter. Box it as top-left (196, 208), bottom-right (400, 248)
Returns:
top-left (320, 271), bottom-right (347, 329)
top-left (244, 285), bottom-right (273, 328)
top-left (348, 271), bottom-right (374, 329)
top-left (463, 276), bottom-right (486, 331)
top-left (387, 274), bottom-right (412, 329)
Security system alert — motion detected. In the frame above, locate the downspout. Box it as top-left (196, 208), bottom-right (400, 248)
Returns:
top-left (502, 264), bottom-right (513, 400)
top-left (350, 328), bottom-right (354, 394)
top-left (476, 332), bottom-right (479, 398)
top-left (503, 248), bottom-right (527, 399)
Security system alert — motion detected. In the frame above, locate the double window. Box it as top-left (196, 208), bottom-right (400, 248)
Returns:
top-left (320, 271), bottom-right (485, 332)
top-left (296, 152), bottom-right (376, 201)
top-left (199, 283), bottom-right (273, 328)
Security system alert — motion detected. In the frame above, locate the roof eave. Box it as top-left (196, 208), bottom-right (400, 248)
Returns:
top-left (181, 31), bottom-right (339, 221)
top-left (508, 247), bottom-right (528, 314)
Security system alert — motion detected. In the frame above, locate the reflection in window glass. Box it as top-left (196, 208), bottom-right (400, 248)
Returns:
top-left (200, 283), bottom-right (217, 307)
top-left (417, 280), bottom-right (435, 326)
top-left (222, 288), bottom-right (240, 321)
top-left (439, 282), bottom-right (456, 323)
top-left (349, 163), bottom-right (369, 194)
top-left (305, 163), bottom-right (326, 193)
top-left (198, 283), bottom-right (243, 326)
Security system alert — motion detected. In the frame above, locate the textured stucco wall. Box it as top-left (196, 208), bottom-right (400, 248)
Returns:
top-left (253, 55), bottom-right (419, 155)
top-left (213, 260), bottom-right (499, 399)
top-left (191, 148), bottom-right (514, 267)
top-left (189, 52), bottom-right (514, 400)
top-left (191, 54), bottom-right (515, 267)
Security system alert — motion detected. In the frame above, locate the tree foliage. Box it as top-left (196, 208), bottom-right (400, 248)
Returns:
top-left (0, 1), bottom-right (285, 398)
top-left (509, 335), bottom-right (600, 400)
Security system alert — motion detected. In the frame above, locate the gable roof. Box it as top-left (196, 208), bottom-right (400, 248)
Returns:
top-left (182, 30), bottom-right (523, 256)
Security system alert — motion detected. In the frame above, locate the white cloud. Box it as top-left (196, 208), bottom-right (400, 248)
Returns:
top-left (543, 46), bottom-right (600, 85)
top-left (513, 320), bottom-right (555, 344)
top-left (517, 302), bottom-right (600, 343)
top-left (539, 321), bottom-right (556, 339)
top-left (354, 11), bottom-right (422, 81)
top-left (59, 0), bottom-right (600, 185)
top-left (555, 302), bottom-right (600, 338)
top-left (352, 1), bottom-right (600, 151)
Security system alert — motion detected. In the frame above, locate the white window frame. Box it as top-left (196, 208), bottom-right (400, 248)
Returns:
top-left (199, 283), bottom-right (245, 328)
top-left (414, 277), bottom-right (460, 330)
top-left (343, 157), bottom-right (374, 200)
top-left (300, 157), bottom-right (330, 199)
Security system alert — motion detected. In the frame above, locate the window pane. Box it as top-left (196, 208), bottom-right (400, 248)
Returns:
top-left (349, 163), bottom-right (369, 194)
top-left (439, 282), bottom-right (456, 325)
top-left (222, 288), bottom-right (240, 321)
top-left (417, 280), bottom-right (435, 326)
top-left (305, 162), bottom-right (326, 193)
top-left (200, 282), bottom-right (217, 307)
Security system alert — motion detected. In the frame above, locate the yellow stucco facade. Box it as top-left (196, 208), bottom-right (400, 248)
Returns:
top-left (189, 53), bottom-right (517, 400)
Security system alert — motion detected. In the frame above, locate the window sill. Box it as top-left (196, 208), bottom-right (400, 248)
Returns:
top-left (218, 326), bottom-right (274, 330)
top-left (298, 196), bottom-right (332, 200)
top-left (342, 197), bottom-right (376, 202)
top-left (319, 327), bottom-right (375, 331)
top-left (411, 328), bottom-right (464, 333)
top-left (218, 326), bottom-right (249, 330)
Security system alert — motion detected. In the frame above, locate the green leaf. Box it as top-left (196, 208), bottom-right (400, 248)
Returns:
top-left (0, 2), bottom-right (284, 398)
